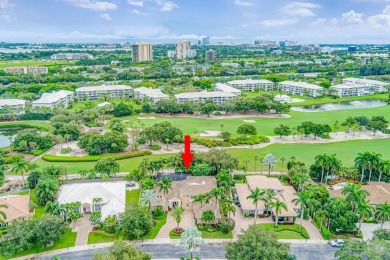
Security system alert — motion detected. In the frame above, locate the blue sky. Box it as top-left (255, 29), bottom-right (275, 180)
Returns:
top-left (0, 0), bottom-right (390, 43)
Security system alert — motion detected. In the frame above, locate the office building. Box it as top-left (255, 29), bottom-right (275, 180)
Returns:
top-left (227, 79), bottom-right (274, 92)
top-left (134, 87), bottom-right (169, 104)
top-left (202, 37), bottom-right (210, 46)
top-left (4, 66), bottom-right (48, 75)
top-left (214, 83), bottom-right (241, 95)
top-left (51, 53), bottom-right (93, 60)
top-left (132, 43), bottom-right (153, 62)
top-left (330, 78), bottom-right (389, 97)
top-left (176, 40), bottom-right (191, 60)
top-left (32, 90), bottom-right (74, 109)
top-left (278, 81), bottom-right (323, 97)
top-left (75, 84), bottom-right (133, 100)
top-left (175, 91), bottom-right (236, 105)
top-left (205, 49), bottom-right (217, 62)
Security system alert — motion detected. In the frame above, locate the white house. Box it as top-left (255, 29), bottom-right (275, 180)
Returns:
top-left (330, 78), bottom-right (389, 97)
top-left (32, 90), bottom-right (74, 109)
top-left (214, 83), bottom-right (242, 95)
top-left (175, 91), bottom-right (236, 105)
top-left (57, 182), bottom-right (126, 220)
top-left (75, 84), bottom-right (133, 100)
top-left (227, 79), bottom-right (274, 92)
top-left (134, 87), bottom-right (169, 104)
top-left (278, 81), bottom-right (323, 97)
top-left (0, 99), bottom-right (26, 114)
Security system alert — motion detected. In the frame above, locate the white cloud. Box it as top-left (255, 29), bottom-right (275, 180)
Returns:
top-left (259, 19), bottom-right (299, 27)
top-left (0, 0), bottom-right (11, 22)
top-left (131, 9), bottom-right (150, 15)
top-left (155, 0), bottom-right (178, 12)
top-left (0, 0), bottom-right (11, 9)
top-left (234, 0), bottom-right (253, 6)
top-left (341, 10), bottom-right (364, 24)
top-left (99, 13), bottom-right (112, 20)
top-left (61, 0), bottom-right (117, 11)
top-left (127, 0), bottom-right (144, 7)
top-left (281, 1), bottom-right (321, 17)
top-left (382, 5), bottom-right (390, 14)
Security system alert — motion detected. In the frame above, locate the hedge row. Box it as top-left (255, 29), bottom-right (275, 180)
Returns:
top-left (42, 150), bottom-right (152, 162)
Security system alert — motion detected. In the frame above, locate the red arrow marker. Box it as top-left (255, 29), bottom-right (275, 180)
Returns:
top-left (181, 135), bottom-right (194, 170)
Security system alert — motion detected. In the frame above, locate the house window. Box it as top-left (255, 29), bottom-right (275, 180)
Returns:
top-left (74, 207), bottom-right (80, 213)
top-left (94, 204), bottom-right (101, 212)
top-left (186, 202), bottom-right (189, 208)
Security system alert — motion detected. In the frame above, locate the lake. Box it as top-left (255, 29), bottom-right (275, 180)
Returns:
top-left (0, 128), bottom-right (21, 148)
top-left (291, 100), bottom-right (388, 113)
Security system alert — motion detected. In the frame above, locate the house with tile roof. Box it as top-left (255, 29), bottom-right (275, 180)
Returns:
top-left (0, 194), bottom-right (30, 227)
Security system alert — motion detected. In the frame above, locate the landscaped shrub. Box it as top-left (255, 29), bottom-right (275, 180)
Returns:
top-left (321, 225), bottom-right (331, 240)
top-left (60, 147), bottom-right (72, 154)
top-left (137, 137), bottom-right (147, 144)
top-left (4, 154), bottom-right (24, 164)
top-left (218, 218), bottom-right (235, 234)
top-left (373, 230), bottom-right (390, 240)
top-left (42, 151), bottom-right (152, 162)
top-left (150, 144), bottom-right (162, 151)
top-left (152, 206), bottom-right (164, 218)
top-left (221, 142), bottom-right (232, 147)
top-left (234, 174), bottom-right (246, 180)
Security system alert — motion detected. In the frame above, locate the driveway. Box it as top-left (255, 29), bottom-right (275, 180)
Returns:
top-left (156, 209), bottom-right (196, 238)
top-left (360, 222), bottom-right (390, 240)
top-left (74, 215), bottom-right (93, 246)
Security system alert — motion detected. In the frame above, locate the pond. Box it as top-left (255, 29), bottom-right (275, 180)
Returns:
top-left (291, 100), bottom-right (388, 112)
top-left (0, 127), bottom-right (45, 148)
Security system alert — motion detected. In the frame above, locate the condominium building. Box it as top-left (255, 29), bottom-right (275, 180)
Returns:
top-left (214, 83), bottom-right (241, 95)
top-left (51, 53), bottom-right (94, 60)
top-left (134, 87), bottom-right (169, 104)
top-left (176, 40), bottom-right (191, 60)
top-left (0, 99), bottom-right (26, 114)
top-left (75, 84), bottom-right (133, 100)
top-left (167, 50), bottom-right (176, 58)
top-left (206, 49), bottom-right (217, 62)
top-left (187, 50), bottom-right (197, 58)
top-left (4, 66), bottom-right (48, 75)
top-left (132, 43), bottom-right (153, 62)
top-left (330, 78), bottom-right (389, 97)
top-left (32, 90), bottom-right (74, 109)
top-left (278, 81), bottom-right (323, 97)
top-left (175, 91), bottom-right (236, 105)
top-left (227, 79), bottom-right (274, 92)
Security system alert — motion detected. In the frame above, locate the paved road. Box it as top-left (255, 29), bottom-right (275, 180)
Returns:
top-left (37, 243), bottom-right (338, 260)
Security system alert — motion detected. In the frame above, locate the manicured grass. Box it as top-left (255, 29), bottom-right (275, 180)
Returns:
top-left (142, 213), bottom-right (167, 239)
top-left (259, 223), bottom-right (309, 239)
top-left (0, 121), bottom-right (50, 130)
top-left (0, 60), bottom-right (74, 69)
top-left (87, 231), bottom-right (125, 245)
top-left (169, 229), bottom-right (182, 239)
top-left (69, 99), bottom-right (142, 113)
top-left (0, 228), bottom-right (77, 260)
top-left (126, 189), bottom-right (140, 205)
top-left (30, 189), bottom-right (46, 220)
top-left (200, 230), bottom-right (233, 239)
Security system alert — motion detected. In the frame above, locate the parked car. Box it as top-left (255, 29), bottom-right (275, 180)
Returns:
top-left (329, 239), bottom-right (344, 247)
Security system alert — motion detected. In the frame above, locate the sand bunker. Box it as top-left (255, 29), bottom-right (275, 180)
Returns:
top-left (243, 120), bottom-right (256, 123)
top-left (137, 117), bottom-right (156, 120)
top-left (198, 131), bottom-right (221, 137)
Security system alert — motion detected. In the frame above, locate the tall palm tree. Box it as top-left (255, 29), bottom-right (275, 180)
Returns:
top-left (280, 156), bottom-right (286, 173)
top-left (292, 190), bottom-right (312, 229)
top-left (11, 158), bottom-right (30, 187)
top-left (170, 206), bottom-right (185, 231)
top-left (263, 154), bottom-right (278, 176)
top-left (342, 183), bottom-right (370, 212)
top-left (0, 204), bottom-right (8, 225)
top-left (375, 201), bottom-right (390, 229)
top-left (156, 177), bottom-right (173, 210)
top-left (246, 187), bottom-right (265, 223)
top-left (377, 160), bottom-right (390, 182)
top-left (327, 154), bottom-right (340, 184)
top-left (209, 188), bottom-right (223, 210)
top-left (140, 189), bottom-right (158, 212)
top-left (222, 201), bottom-right (236, 218)
top-left (290, 173), bottom-right (309, 192)
top-left (354, 152), bottom-right (371, 182)
top-left (367, 152), bottom-right (382, 182)
top-left (261, 188), bottom-right (275, 214)
top-left (315, 154), bottom-right (329, 185)
top-left (253, 155), bottom-right (259, 172)
top-left (270, 199), bottom-right (288, 228)
top-left (356, 200), bottom-right (373, 234)
top-left (192, 194), bottom-right (207, 208)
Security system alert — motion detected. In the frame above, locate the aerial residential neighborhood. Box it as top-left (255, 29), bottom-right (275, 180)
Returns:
top-left (0, 1), bottom-right (390, 260)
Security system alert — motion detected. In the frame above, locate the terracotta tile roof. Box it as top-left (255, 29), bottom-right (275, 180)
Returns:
top-left (0, 194), bottom-right (30, 222)
top-left (246, 176), bottom-right (285, 191)
top-left (235, 183), bottom-right (265, 211)
top-left (193, 199), bottom-right (222, 220)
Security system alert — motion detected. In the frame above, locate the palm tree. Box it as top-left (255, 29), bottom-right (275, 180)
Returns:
top-left (0, 204), bottom-right (8, 225)
top-left (342, 183), bottom-right (370, 212)
top-left (222, 201), bottom-right (236, 218)
top-left (140, 189), bottom-right (158, 212)
top-left (45, 201), bottom-right (65, 216)
top-left (377, 160), bottom-right (390, 182)
top-left (356, 200), bottom-right (373, 234)
top-left (262, 154), bottom-right (278, 176)
top-left (280, 156), bottom-right (286, 173)
top-left (170, 206), bottom-right (185, 231)
top-left (201, 210), bottom-right (216, 226)
top-left (192, 194), bottom-right (207, 208)
top-left (270, 199), bottom-right (288, 228)
top-left (11, 158), bottom-right (30, 187)
top-left (354, 152), bottom-right (371, 182)
top-left (209, 188), bottom-right (223, 210)
top-left (367, 152), bottom-right (382, 182)
top-left (253, 155), bottom-right (259, 172)
top-left (375, 201), bottom-right (390, 229)
top-left (220, 124), bottom-right (224, 133)
top-left (290, 173), bottom-right (309, 192)
top-left (315, 154), bottom-right (329, 185)
top-left (156, 178), bottom-right (173, 210)
top-left (35, 178), bottom-right (60, 205)
top-left (292, 190), bottom-right (312, 229)
top-left (261, 188), bottom-right (275, 215)
top-left (246, 187), bottom-right (265, 223)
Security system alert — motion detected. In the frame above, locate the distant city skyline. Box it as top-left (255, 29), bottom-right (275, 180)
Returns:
top-left (0, 0), bottom-right (390, 43)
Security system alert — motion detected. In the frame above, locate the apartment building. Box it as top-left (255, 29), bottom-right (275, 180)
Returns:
top-left (4, 66), bottom-right (48, 75)
top-left (132, 43), bottom-right (153, 62)
top-left (0, 99), bottom-right (26, 114)
top-left (214, 83), bottom-right (241, 95)
top-left (75, 84), bottom-right (133, 100)
top-left (175, 91), bottom-right (236, 105)
top-left (51, 53), bottom-right (94, 60)
top-left (227, 79), bottom-right (274, 92)
top-left (278, 81), bottom-right (323, 97)
top-left (134, 87), bottom-right (169, 104)
top-left (330, 78), bottom-right (389, 97)
top-left (167, 50), bottom-right (176, 58)
top-left (32, 90), bottom-right (74, 109)
top-left (176, 40), bottom-right (191, 60)
top-left (206, 49), bottom-right (217, 62)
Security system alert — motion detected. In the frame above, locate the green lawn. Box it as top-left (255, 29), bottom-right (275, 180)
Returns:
top-left (0, 60), bottom-right (74, 69)
top-left (126, 189), bottom-right (140, 205)
top-left (0, 121), bottom-right (50, 130)
top-left (200, 230), bottom-right (233, 239)
top-left (69, 99), bottom-right (142, 113)
top-left (87, 231), bottom-right (125, 245)
top-left (0, 228), bottom-right (77, 260)
top-left (259, 223), bottom-right (309, 239)
top-left (142, 213), bottom-right (167, 239)
top-left (30, 189), bottom-right (46, 220)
